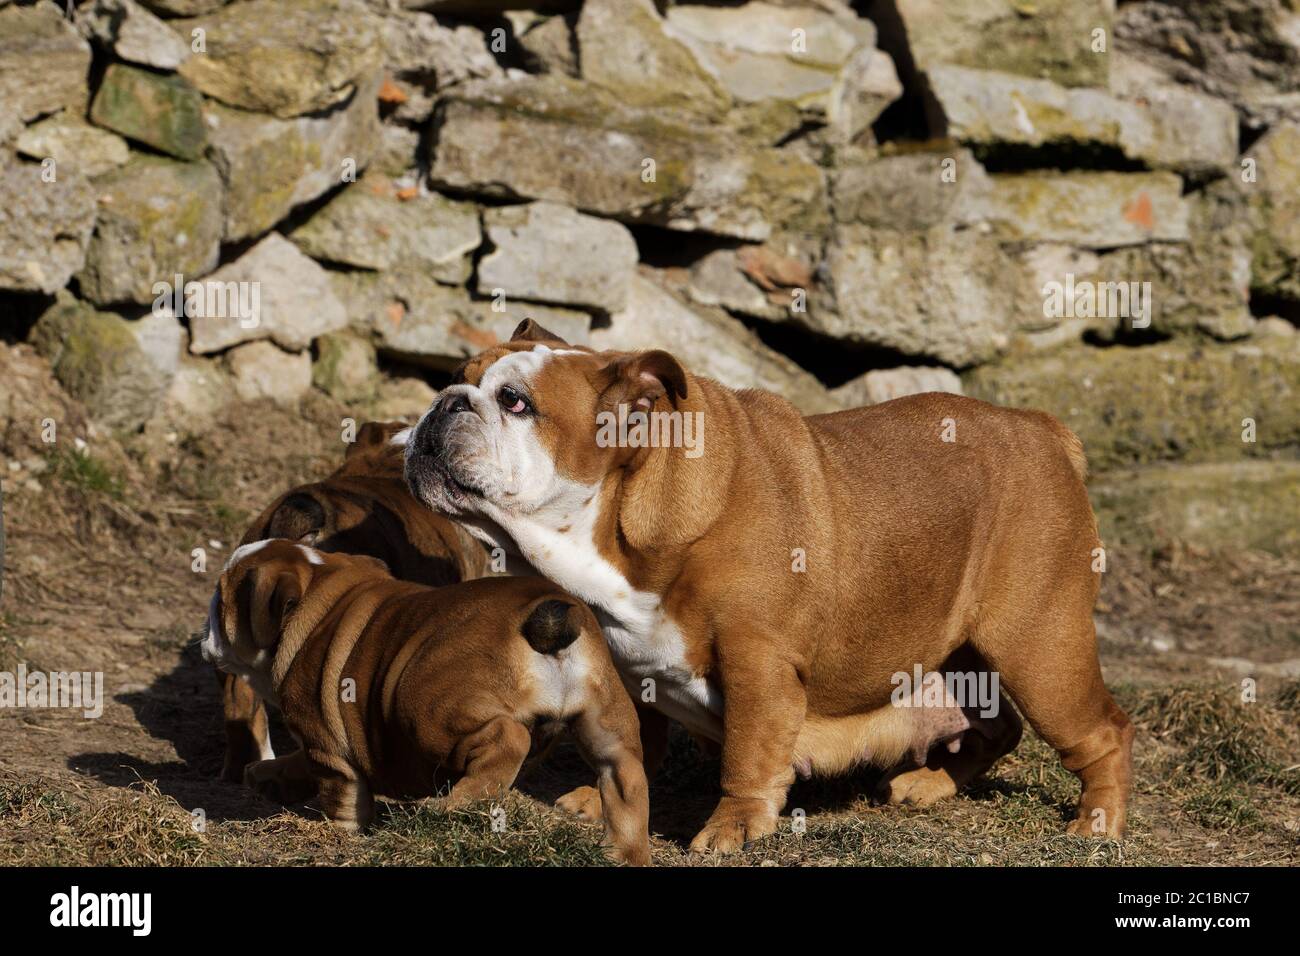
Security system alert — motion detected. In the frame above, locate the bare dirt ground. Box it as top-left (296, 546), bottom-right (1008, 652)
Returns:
top-left (1, 343), bottom-right (1297, 866)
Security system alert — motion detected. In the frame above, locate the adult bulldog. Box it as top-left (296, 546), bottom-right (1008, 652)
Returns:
top-left (404, 320), bottom-right (1133, 852)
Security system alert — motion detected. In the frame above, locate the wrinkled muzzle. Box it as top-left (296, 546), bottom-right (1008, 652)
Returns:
top-left (404, 387), bottom-right (501, 514)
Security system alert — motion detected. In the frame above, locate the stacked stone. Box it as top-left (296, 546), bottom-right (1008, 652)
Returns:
top-left (1, 0), bottom-right (1298, 553)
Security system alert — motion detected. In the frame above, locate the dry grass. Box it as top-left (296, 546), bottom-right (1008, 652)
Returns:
top-left (0, 777), bottom-right (206, 867)
top-left (2, 683), bottom-right (1297, 867)
top-left (1127, 683), bottom-right (1300, 796)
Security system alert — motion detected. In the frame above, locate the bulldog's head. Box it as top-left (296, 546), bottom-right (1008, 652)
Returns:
top-left (238, 419), bottom-right (412, 550)
top-left (403, 319), bottom-right (688, 530)
top-left (200, 540), bottom-right (386, 700)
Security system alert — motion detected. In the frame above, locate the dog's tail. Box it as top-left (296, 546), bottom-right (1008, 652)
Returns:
top-left (522, 597), bottom-right (583, 655)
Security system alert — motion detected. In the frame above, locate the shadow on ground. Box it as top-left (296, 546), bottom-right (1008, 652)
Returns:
top-left (69, 640), bottom-right (301, 823)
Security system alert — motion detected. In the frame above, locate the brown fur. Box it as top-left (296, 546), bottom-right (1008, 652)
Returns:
top-left (219, 421), bottom-right (490, 783)
top-left (209, 540), bottom-right (650, 865)
top-left (427, 328), bottom-right (1133, 852)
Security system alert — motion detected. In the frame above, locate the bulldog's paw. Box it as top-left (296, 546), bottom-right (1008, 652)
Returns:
top-left (1065, 803), bottom-right (1124, 839)
top-left (243, 756), bottom-right (318, 805)
top-left (324, 814), bottom-right (365, 835)
top-left (555, 785), bottom-right (603, 821)
top-left (439, 790), bottom-right (474, 811)
top-left (222, 739), bottom-right (268, 784)
top-left (436, 790), bottom-right (478, 811)
top-left (688, 797), bottom-right (776, 854)
top-left (605, 841), bottom-right (651, 867)
top-left (877, 767), bottom-right (957, 808)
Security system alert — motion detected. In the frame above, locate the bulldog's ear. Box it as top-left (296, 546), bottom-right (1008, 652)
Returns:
top-left (510, 317), bottom-right (568, 346)
top-left (348, 421), bottom-right (406, 458)
top-left (600, 350), bottom-right (688, 411)
top-left (266, 492), bottom-right (326, 544)
top-left (239, 563), bottom-right (305, 650)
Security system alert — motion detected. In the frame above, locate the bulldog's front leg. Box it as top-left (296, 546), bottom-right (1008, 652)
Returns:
top-left (690, 651), bottom-right (806, 854)
top-left (219, 671), bottom-right (271, 782)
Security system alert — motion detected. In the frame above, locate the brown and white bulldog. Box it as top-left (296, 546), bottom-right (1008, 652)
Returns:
top-left (403, 320), bottom-right (1133, 853)
top-left (201, 539), bottom-right (650, 866)
top-left (219, 421), bottom-right (491, 783)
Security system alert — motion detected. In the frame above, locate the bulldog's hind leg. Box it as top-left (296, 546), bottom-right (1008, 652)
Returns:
top-left (556, 702), bottom-right (667, 824)
top-left (978, 615), bottom-right (1133, 838)
top-left (445, 716), bottom-right (533, 807)
top-left (219, 669), bottom-right (272, 782)
top-left (570, 702), bottom-right (651, 866)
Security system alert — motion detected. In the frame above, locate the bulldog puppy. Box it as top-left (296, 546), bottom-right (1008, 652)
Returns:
top-left (201, 539), bottom-right (650, 866)
top-left (219, 421), bottom-right (491, 784)
top-left (403, 320), bottom-right (1133, 852)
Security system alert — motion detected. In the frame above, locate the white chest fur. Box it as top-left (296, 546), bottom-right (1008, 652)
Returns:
top-left (601, 616), bottom-right (724, 741)
top-left (485, 487), bottom-right (724, 741)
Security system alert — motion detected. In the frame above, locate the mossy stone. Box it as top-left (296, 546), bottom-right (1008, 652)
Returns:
top-left (74, 153), bottom-right (223, 305)
top-left (964, 341), bottom-right (1300, 472)
top-left (1092, 462), bottom-right (1300, 557)
top-left (312, 333), bottom-right (378, 403)
top-left (30, 292), bottom-right (174, 431)
top-left (90, 64), bottom-right (207, 161)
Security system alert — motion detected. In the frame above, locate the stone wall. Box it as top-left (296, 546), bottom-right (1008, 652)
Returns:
top-left (2, 0), bottom-right (1298, 553)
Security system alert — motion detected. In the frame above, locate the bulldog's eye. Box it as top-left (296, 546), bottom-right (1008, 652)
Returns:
top-left (498, 385), bottom-right (532, 415)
